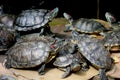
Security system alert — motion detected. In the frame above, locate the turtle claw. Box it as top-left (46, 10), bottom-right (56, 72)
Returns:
top-left (61, 66), bottom-right (71, 79)
top-left (38, 64), bottom-right (46, 75)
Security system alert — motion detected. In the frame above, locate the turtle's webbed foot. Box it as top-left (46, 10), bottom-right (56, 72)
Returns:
top-left (38, 64), bottom-right (45, 75)
top-left (61, 66), bottom-right (71, 79)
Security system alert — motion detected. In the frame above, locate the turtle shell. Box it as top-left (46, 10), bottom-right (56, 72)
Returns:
top-left (0, 27), bottom-right (16, 51)
top-left (53, 54), bottom-right (73, 67)
top-left (17, 33), bottom-right (56, 44)
top-left (71, 31), bottom-right (112, 69)
top-left (103, 31), bottom-right (120, 48)
top-left (73, 18), bottom-right (106, 34)
top-left (5, 39), bottom-right (54, 68)
top-left (14, 7), bottom-right (58, 31)
top-left (63, 13), bottom-right (107, 35)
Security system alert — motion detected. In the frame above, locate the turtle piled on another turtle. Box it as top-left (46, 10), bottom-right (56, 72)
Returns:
top-left (53, 40), bottom-right (89, 78)
top-left (71, 31), bottom-right (113, 80)
top-left (5, 35), bottom-right (66, 75)
top-left (103, 12), bottom-right (120, 51)
top-left (14, 7), bottom-right (59, 37)
top-left (63, 12), bottom-right (109, 37)
top-left (53, 53), bottom-right (89, 79)
top-left (0, 26), bottom-right (16, 52)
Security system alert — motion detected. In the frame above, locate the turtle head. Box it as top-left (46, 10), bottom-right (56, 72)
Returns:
top-left (46, 7), bottom-right (59, 21)
top-left (105, 12), bottom-right (120, 30)
top-left (0, 5), bottom-right (3, 15)
top-left (63, 12), bottom-right (73, 24)
top-left (49, 38), bottom-right (66, 55)
top-left (105, 12), bottom-right (116, 24)
top-left (63, 13), bottom-right (74, 32)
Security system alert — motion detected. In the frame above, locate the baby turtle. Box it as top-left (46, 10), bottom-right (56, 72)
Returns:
top-left (14, 7), bottom-right (59, 36)
top-left (0, 26), bottom-right (16, 51)
top-left (71, 31), bottom-right (113, 80)
top-left (5, 35), bottom-right (65, 75)
top-left (103, 12), bottom-right (120, 51)
top-left (53, 52), bottom-right (89, 78)
top-left (63, 13), bottom-right (108, 37)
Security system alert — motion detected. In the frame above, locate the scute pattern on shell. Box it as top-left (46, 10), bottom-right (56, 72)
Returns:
top-left (53, 54), bottom-right (73, 67)
top-left (14, 9), bottom-right (49, 31)
top-left (103, 31), bottom-right (120, 47)
top-left (72, 32), bottom-right (112, 69)
top-left (74, 18), bottom-right (106, 33)
top-left (6, 40), bottom-right (51, 68)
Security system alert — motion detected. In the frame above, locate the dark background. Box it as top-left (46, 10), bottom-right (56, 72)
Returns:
top-left (0, 0), bottom-right (120, 21)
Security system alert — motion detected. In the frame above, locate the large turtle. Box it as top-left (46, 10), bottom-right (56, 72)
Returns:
top-left (63, 12), bottom-right (109, 37)
top-left (103, 12), bottom-right (120, 51)
top-left (71, 31), bottom-right (113, 80)
top-left (53, 52), bottom-right (89, 78)
top-left (0, 26), bottom-right (16, 51)
top-left (5, 35), bottom-right (65, 75)
top-left (14, 7), bottom-right (59, 36)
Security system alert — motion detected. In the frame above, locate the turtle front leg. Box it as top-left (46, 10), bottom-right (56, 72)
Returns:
top-left (39, 27), bottom-right (44, 36)
top-left (38, 63), bottom-right (46, 75)
top-left (99, 68), bottom-right (108, 80)
top-left (61, 66), bottom-right (71, 79)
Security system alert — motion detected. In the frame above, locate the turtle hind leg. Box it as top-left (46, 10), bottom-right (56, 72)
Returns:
top-left (61, 66), bottom-right (71, 79)
top-left (38, 63), bottom-right (46, 75)
top-left (4, 61), bottom-right (11, 69)
top-left (99, 68), bottom-right (108, 80)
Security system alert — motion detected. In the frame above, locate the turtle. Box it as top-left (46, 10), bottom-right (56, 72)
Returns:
top-left (63, 12), bottom-right (109, 37)
top-left (14, 7), bottom-right (59, 37)
top-left (5, 35), bottom-right (65, 75)
top-left (103, 12), bottom-right (120, 51)
top-left (71, 31), bottom-right (113, 80)
top-left (53, 52), bottom-right (89, 78)
top-left (0, 26), bottom-right (16, 51)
